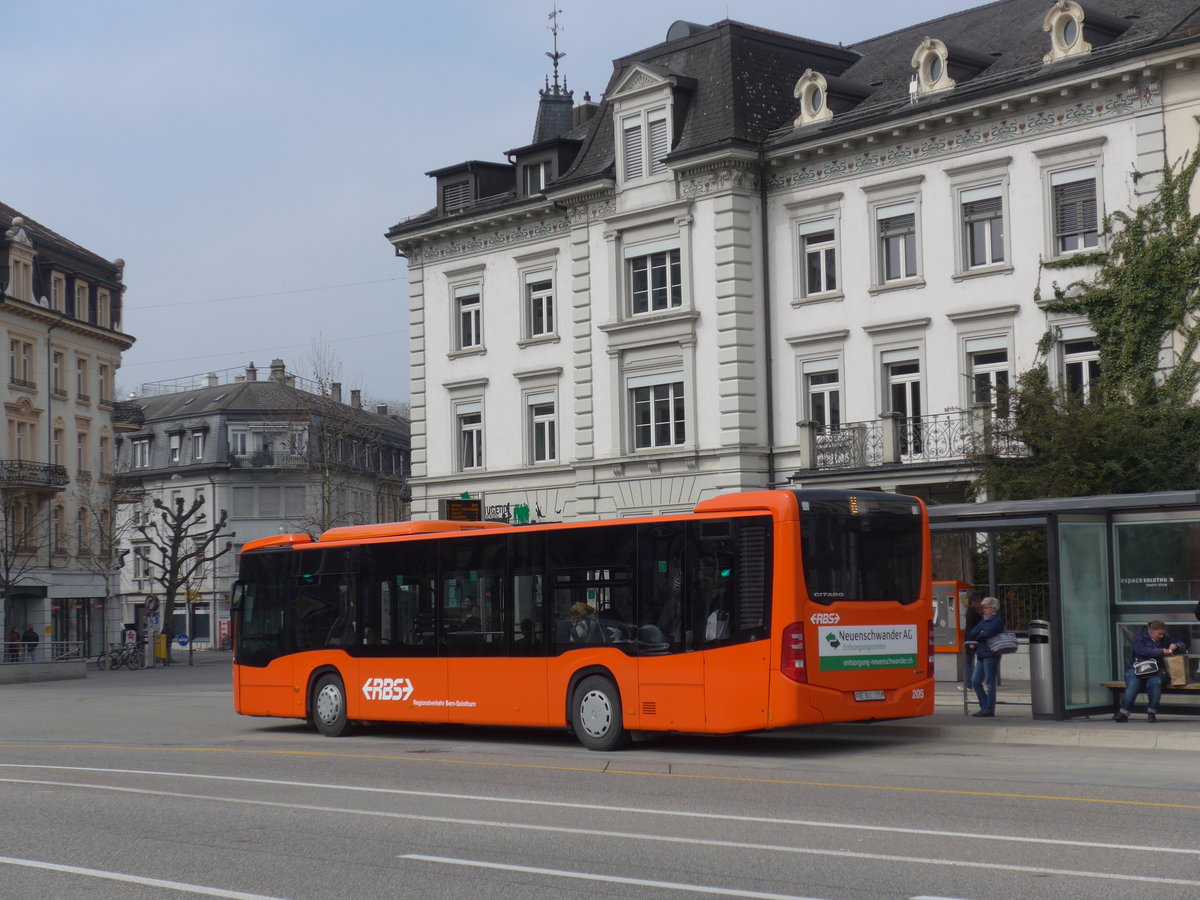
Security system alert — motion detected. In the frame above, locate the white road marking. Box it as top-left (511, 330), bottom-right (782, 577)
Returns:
top-left (401, 854), bottom-right (832, 900)
top-left (1, 763), bottom-right (1194, 858)
top-left (0, 855), bottom-right (290, 899)
top-left (4, 775), bottom-right (1200, 889)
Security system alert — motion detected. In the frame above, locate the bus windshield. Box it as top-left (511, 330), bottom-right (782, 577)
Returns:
top-left (797, 492), bottom-right (923, 604)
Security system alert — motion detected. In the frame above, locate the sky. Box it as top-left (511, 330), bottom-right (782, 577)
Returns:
top-left (4, 0), bottom-right (973, 405)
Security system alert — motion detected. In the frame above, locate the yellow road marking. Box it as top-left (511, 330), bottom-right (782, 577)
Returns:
top-left (3, 742), bottom-right (1200, 810)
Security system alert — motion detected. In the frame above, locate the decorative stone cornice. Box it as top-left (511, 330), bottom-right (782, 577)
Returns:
top-left (767, 82), bottom-right (1158, 194)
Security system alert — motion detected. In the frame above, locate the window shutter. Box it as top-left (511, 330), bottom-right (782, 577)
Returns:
top-left (648, 116), bottom-right (669, 174)
top-left (962, 196), bottom-right (1002, 222)
top-left (878, 213), bottom-right (915, 236)
top-left (442, 181), bottom-right (471, 212)
top-left (623, 121), bottom-right (643, 179)
top-left (1054, 180), bottom-right (1096, 235)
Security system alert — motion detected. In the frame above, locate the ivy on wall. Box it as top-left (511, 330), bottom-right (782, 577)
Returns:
top-left (974, 142), bottom-right (1200, 500)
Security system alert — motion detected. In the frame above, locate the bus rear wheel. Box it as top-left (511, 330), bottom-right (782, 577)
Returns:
top-left (312, 674), bottom-right (354, 737)
top-left (571, 675), bottom-right (629, 751)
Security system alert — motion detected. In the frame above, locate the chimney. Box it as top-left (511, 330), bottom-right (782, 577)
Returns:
top-left (572, 91), bottom-right (600, 129)
top-left (269, 358), bottom-right (287, 383)
top-left (246, 362), bottom-right (258, 381)
top-left (376, 404), bottom-right (388, 415)
top-left (205, 373), bottom-right (219, 388)
top-left (350, 389), bottom-right (362, 409)
top-left (331, 382), bottom-right (342, 403)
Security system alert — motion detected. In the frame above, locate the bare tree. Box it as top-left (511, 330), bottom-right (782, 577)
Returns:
top-left (136, 494), bottom-right (235, 661)
top-left (0, 493), bottom-right (50, 634)
top-left (70, 481), bottom-right (138, 649)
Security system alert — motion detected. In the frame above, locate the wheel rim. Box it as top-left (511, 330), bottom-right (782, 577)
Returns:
top-left (315, 683), bottom-right (343, 726)
top-left (579, 689), bottom-right (613, 739)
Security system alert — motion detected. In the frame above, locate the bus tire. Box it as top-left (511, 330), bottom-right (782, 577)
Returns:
top-left (312, 673), bottom-right (354, 737)
top-left (571, 675), bottom-right (629, 751)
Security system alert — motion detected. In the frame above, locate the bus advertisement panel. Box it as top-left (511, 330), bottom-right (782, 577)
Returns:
top-left (231, 489), bottom-right (933, 749)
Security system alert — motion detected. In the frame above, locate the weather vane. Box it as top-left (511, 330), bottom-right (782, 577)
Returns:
top-left (546, 6), bottom-right (565, 92)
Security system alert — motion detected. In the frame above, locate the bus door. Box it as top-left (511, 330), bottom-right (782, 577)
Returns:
top-left (231, 577), bottom-right (295, 718)
top-left (637, 523), bottom-right (705, 732)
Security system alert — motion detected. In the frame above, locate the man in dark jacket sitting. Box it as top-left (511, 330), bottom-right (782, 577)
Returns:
top-left (1113, 620), bottom-right (1189, 723)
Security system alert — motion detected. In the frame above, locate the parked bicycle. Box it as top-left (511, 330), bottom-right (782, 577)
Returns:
top-left (96, 643), bottom-right (146, 671)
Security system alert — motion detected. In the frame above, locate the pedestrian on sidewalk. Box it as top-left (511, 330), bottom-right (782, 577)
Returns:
top-left (967, 596), bottom-right (1004, 718)
top-left (1113, 620), bottom-right (1188, 723)
top-left (6, 626), bottom-right (19, 662)
top-left (22, 625), bottom-right (39, 661)
top-left (963, 590), bottom-right (984, 688)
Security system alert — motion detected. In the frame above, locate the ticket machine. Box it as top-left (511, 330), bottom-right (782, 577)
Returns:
top-left (932, 580), bottom-right (971, 679)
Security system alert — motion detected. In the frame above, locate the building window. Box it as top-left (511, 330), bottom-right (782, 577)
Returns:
top-left (631, 379), bottom-right (686, 449)
top-left (100, 436), bottom-right (111, 474)
top-left (77, 433), bottom-right (89, 475)
top-left (806, 369), bottom-right (841, 429)
top-left (1052, 168), bottom-right (1098, 254)
top-left (443, 180), bottom-right (470, 213)
top-left (9, 339), bottom-right (34, 388)
top-left (53, 506), bottom-right (67, 554)
top-left (192, 431), bottom-right (205, 460)
top-left (526, 276), bottom-right (554, 337)
top-left (1063, 337), bottom-right (1100, 400)
top-left (528, 397), bottom-right (557, 463)
top-left (455, 284), bottom-right (482, 349)
top-left (76, 357), bottom-right (90, 401)
top-left (229, 430), bottom-right (247, 456)
top-left (97, 290), bottom-right (110, 328)
top-left (629, 248), bottom-right (682, 314)
top-left (969, 347), bottom-right (1011, 415)
top-left (799, 222), bottom-right (837, 296)
top-left (77, 508), bottom-right (91, 554)
top-left (74, 281), bottom-right (89, 319)
top-left (169, 433), bottom-right (182, 463)
top-left (52, 428), bottom-right (63, 465)
top-left (51, 352), bottom-right (65, 397)
top-left (621, 106), bottom-right (669, 181)
top-left (133, 439), bottom-right (150, 468)
top-left (877, 202), bottom-right (918, 283)
top-left (887, 360), bottom-right (923, 456)
top-left (98, 364), bottom-right (110, 404)
top-left (962, 188), bottom-right (1005, 269)
top-left (457, 405), bottom-right (483, 470)
top-left (51, 273), bottom-right (66, 312)
top-left (524, 161), bottom-right (552, 194)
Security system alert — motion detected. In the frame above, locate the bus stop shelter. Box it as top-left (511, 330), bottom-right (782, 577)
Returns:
top-left (928, 491), bottom-right (1200, 720)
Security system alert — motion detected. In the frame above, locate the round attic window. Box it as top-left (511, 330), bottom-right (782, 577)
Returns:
top-left (929, 56), bottom-right (944, 83)
top-left (810, 87), bottom-right (823, 113)
top-left (1062, 17), bottom-right (1079, 47)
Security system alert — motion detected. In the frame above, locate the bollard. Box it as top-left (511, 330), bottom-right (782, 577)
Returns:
top-left (1028, 619), bottom-right (1054, 719)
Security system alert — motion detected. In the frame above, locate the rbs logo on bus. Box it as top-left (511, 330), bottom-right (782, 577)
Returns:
top-left (362, 677), bottom-right (414, 701)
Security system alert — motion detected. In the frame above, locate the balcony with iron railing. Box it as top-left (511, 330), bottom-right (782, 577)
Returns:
top-left (110, 400), bottom-right (145, 431)
top-left (0, 460), bottom-right (70, 490)
top-left (793, 404), bottom-right (1029, 474)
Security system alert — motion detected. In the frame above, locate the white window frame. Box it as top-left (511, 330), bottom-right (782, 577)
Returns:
top-left (526, 391), bottom-right (557, 464)
top-left (169, 433), bottom-right (182, 463)
top-left (229, 430), bottom-right (248, 456)
top-left (132, 439), bottom-right (150, 468)
top-left (76, 356), bottom-right (89, 400)
top-left (864, 178), bottom-right (925, 292)
top-left (523, 160), bottom-right (552, 195)
top-left (625, 240), bottom-right (682, 315)
top-left (191, 431), bottom-right (205, 460)
top-left (1057, 323), bottom-right (1101, 401)
top-left (445, 265), bottom-right (486, 357)
top-left (525, 273), bottom-right (555, 339)
top-left (620, 105), bottom-right (670, 182)
top-left (802, 359), bottom-right (842, 430)
top-left (628, 372), bottom-right (686, 451)
top-left (51, 273), bottom-right (66, 312)
top-left (455, 400), bottom-right (484, 471)
top-left (1037, 139), bottom-right (1105, 259)
top-left (964, 335), bottom-right (1012, 413)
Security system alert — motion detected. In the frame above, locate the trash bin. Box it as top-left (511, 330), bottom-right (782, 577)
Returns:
top-left (1028, 619), bottom-right (1054, 719)
top-left (155, 633), bottom-right (166, 661)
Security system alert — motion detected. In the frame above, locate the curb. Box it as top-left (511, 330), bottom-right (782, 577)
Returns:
top-left (802, 719), bottom-right (1200, 752)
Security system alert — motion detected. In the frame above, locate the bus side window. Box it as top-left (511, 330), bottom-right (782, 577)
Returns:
top-left (638, 522), bottom-right (685, 653)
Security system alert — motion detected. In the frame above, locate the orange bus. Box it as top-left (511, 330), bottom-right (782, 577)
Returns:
top-left (231, 489), bottom-right (933, 750)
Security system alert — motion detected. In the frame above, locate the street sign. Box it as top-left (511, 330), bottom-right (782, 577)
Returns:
top-left (177, 634), bottom-right (189, 647)
top-left (144, 596), bottom-right (159, 612)
top-left (146, 614), bottom-right (159, 626)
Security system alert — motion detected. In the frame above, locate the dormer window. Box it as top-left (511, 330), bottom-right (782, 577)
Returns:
top-left (442, 181), bottom-right (471, 212)
top-left (1043, 1), bottom-right (1090, 63)
top-left (911, 38), bottom-right (955, 96)
top-left (621, 107), bottom-right (669, 181)
top-left (793, 70), bottom-right (833, 127)
top-left (524, 161), bottom-right (552, 195)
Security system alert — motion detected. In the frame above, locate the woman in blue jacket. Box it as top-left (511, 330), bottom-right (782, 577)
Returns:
top-left (967, 597), bottom-right (1005, 717)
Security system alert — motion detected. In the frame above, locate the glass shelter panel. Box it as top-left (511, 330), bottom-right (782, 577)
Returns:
top-left (1114, 520), bottom-right (1200, 605)
top-left (1058, 521), bottom-right (1111, 710)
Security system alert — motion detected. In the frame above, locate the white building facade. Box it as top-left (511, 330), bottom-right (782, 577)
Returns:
top-left (389, 1), bottom-right (1200, 522)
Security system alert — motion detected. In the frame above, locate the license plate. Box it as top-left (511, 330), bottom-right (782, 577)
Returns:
top-left (854, 690), bottom-right (885, 702)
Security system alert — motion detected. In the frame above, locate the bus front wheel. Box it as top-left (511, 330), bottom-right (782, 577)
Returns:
top-left (571, 675), bottom-right (629, 751)
top-left (312, 674), bottom-right (354, 737)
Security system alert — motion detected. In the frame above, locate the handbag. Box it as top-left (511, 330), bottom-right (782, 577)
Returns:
top-left (986, 631), bottom-right (1019, 655)
top-left (1133, 658), bottom-right (1160, 677)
